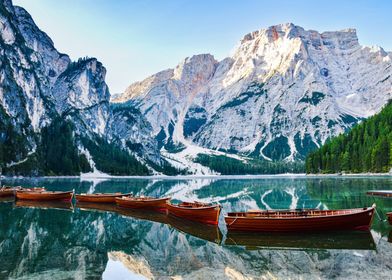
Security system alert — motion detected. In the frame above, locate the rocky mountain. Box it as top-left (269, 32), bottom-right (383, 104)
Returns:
top-left (0, 0), bottom-right (161, 175)
top-left (2, 0), bottom-right (391, 175)
top-left (114, 23), bottom-right (392, 165)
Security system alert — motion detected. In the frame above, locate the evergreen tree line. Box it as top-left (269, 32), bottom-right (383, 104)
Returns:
top-left (1, 117), bottom-right (154, 176)
top-left (81, 137), bottom-right (150, 176)
top-left (195, 154), bottom-right (304, 175)
top-left (39, 118), bottom-right (92, 176)
top-left (0, 106), bottom-right (31, 170)
top-left (2, 118), bottom-right (92, 176)
top-left (306, 100), bottom-right (392, 174)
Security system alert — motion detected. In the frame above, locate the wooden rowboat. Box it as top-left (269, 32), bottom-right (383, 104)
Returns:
top-left (0, 186), bottom-right (22, 197)
top-left (166, 201), bottom-right (221, 225)
top-left (366, 190), bottom-right (392, 198)
top-left (115, 196), bottom-right (170, 210)
top-left (75, 193), bottom-right (131, 203)
top-left (225, 204), bottom-right (376, 232)
top-left (387, 212), bottom-right (392, 225)
top-left (0, 186), bottom-right (43, 197)
top-left (16, 190), bottom-right (74, 201)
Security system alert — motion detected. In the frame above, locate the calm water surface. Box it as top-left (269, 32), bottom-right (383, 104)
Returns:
top-left (0, 176), bottom-right (392, 279)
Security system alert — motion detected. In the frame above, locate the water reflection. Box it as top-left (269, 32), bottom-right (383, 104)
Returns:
top-left (15, 199), bottom-right (73, 211)
top-left (167, 215), bottom-right (222, 244)
top-left (225, 231), bottom-right (376, 250)
top-left (0, 176), bottom-right (391, 279)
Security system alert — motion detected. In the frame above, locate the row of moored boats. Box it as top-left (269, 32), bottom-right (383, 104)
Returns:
top-left (1, 186), bottom-right (390, 231)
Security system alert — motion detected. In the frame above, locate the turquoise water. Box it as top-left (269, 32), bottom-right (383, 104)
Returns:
top-left (0, 176), bottom-right (392, 279)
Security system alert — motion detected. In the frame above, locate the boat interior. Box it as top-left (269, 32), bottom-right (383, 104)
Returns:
top-left (79, 192), bottom-right (124, 196)
top-left (177, 201), bottom-right (215, 208)
top-left (1, 186), bottom-right (22, 190)
top-left (120, 196), bottom-right (163, 201)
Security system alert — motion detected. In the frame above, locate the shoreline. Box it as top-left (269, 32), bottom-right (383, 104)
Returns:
top-left (1, 172), bottom-right (391, 180)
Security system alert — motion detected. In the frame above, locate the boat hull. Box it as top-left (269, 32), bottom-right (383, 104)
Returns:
top-left (75, 193), bottom-right (130, 203)
top-left (0, 186), bottom-right (22, 197)
top-left (16, 191), bottom-right (73, 201)
top-left (366, 190), bottom-right (392, 198)
top-left (225, 207), bottom-right (375, 232)
top-left (115, 197), bottom-right (169, 210)
top-left (0, 189), bottom-right (14, 197)
top-left (166, 203), bottom-right (221, 225)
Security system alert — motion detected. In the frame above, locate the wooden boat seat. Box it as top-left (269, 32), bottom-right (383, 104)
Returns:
top-left (122, 196), bottom-right (157, 201)
top-left (178, 201), bottom-right (213, 208)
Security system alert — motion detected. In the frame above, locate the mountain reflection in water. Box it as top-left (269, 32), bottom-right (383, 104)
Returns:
top-left (0, 176), bottom-right (391, 279)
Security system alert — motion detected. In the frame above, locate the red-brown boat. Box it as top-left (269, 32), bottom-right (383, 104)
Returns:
top-left (16, 190), bottom-right (74, 201)
top-left (75, 193), bottom-right (131, 203)
top-left (225, 204), bottom-right (376, 232)
top-left (366, 190), bottom-right (392, 198)
top-left (0, 186), bottom-right (22, 197)
top-left (387, 212), bottom-right (392, 225)
top-left (166, 201), bottom-right (221, 225)
top-left (115, 196), bottom-right (170, 210)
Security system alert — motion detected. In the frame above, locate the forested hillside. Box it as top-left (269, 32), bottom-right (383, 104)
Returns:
top-left (195, 154), bottom-right (304, 175)
top-left (306, 100), bottom-right (392, 174)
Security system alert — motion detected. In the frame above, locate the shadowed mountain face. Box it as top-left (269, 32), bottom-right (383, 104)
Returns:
top-left (1, 177), bottom-right (392, 279)
top-left (0, 0), bottom-right (161, 176)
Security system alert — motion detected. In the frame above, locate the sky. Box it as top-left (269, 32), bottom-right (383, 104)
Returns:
top-left (14, 0), bottom-right (392, 94)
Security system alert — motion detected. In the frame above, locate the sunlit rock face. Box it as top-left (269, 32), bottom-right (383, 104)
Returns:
top-left (0, 0), bottom-right (160, 169)
top-left (115, 23), bottom-right (392, 161)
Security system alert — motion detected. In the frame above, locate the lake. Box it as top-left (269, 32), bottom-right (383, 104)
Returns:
top-left (1, 176), bottom-right (392, 279)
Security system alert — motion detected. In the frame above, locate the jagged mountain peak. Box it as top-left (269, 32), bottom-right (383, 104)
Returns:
top-left (241, 23), bottom-right (359, 46)
top-left (114, 53), bottom-right (218, 103)
top-left (241, 23), bottom-right (301, 43)
top-left (173, 53), bottom-right (217, 85)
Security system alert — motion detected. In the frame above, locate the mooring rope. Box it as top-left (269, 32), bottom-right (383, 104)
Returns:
top-left (228, 217), bottom-right (238, 226)
top-left (374, 207), bottom-right (384, 221)
top-left (371, 200), bottom-right (386, 222)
